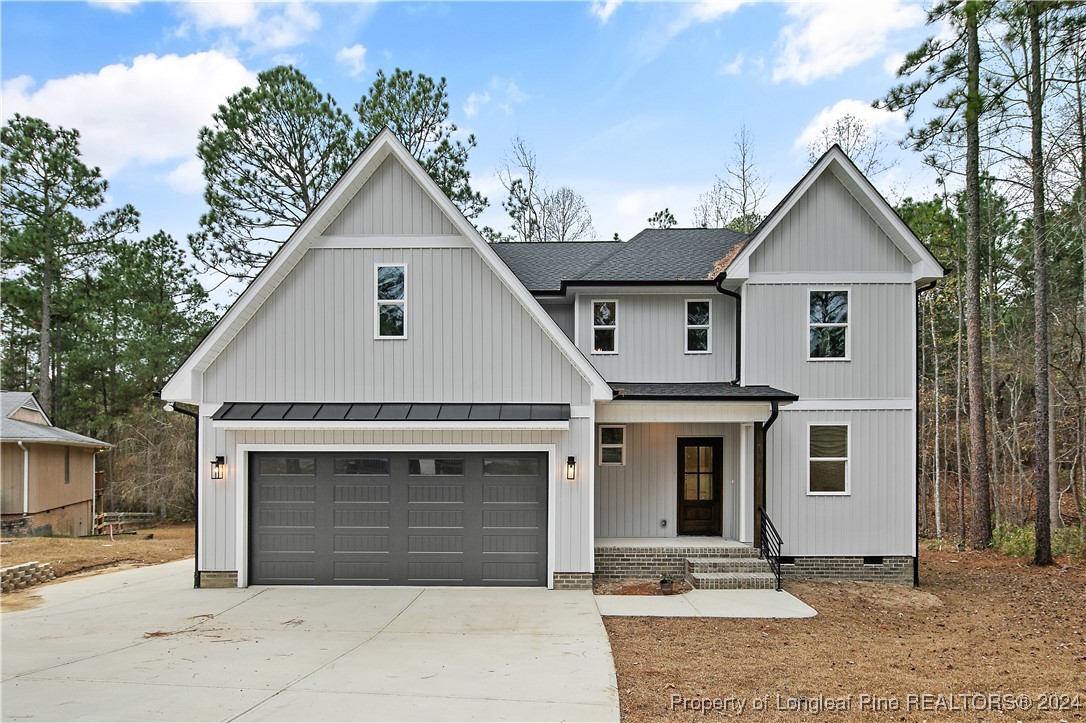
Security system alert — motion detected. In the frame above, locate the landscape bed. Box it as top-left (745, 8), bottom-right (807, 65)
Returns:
top-left (605, 547), bottom-right (1085, 722)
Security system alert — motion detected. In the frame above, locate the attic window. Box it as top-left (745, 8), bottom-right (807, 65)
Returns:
top-left (592, 301), bottom-right (617, 354)
top-left (376, 264), bottom-right (406, 339)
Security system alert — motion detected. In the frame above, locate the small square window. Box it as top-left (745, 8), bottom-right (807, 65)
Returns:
top-left (592, 301), bottom-right (617, 354)
top-left (599, 425), bottom-right (625, 466)
top-left (686, 300), bottom-right (711, 353)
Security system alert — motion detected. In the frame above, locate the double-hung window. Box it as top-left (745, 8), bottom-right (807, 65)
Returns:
top-left (809, 424), bottom-right (849, 494)
top-left (808, 289), bottom-right (848, 360)
top-left (592, 300), bottom-right (617, 354)
top-left (376, 264), bottom-right (406, 339)
top-left (599, 425), bottom-right (625, 465)
top-left (685, 300), bottom-right (711, 353)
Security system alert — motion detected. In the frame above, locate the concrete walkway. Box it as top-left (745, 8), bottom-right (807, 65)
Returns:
top-left (2, 561), bottom-right (619, 722)
top-left (594, 589), bottom-right (817, 618)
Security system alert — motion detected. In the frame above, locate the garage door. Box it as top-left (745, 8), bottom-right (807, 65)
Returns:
top-left (249, 451), bottom-right (548, 586)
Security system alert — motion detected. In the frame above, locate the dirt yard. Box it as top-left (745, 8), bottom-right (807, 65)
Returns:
top-left (0, 524), bottom-right (195, 578)
top-left (606, 549), bottom-right (1086, 722)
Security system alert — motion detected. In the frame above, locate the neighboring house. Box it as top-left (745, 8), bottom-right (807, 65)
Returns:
top-left (161, 129), bottom-right (942, 590)
top-left (1, 392), bottom-right (110, 537)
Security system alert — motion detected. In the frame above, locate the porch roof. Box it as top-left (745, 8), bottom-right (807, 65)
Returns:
top-left (609, 382), bottom-right (797, 402)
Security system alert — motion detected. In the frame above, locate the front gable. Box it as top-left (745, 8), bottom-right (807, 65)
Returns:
top-left (162, 130), bottom-right (610, 404)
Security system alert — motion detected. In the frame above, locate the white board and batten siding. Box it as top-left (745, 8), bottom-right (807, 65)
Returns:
top-left (574, 293), bottom-right (735, 383)
top-left (196, 147), bottom-right (600, 579)
top-left (595, 423), bottom-right (740, 539)
top-left (744, 167), bottom-right (919, 558)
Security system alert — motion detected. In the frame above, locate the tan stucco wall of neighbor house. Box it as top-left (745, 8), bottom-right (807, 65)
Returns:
top-left (0, 442), bottom-right (94, 535)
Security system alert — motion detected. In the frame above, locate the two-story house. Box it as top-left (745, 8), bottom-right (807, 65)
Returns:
top-left (161, 129), bottom-right (942, 589)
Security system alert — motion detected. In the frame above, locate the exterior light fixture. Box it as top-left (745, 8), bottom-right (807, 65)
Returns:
top-left (566, 456), bottom-right (576, 480)
top-left (211, 456), bottom-right (226, 480)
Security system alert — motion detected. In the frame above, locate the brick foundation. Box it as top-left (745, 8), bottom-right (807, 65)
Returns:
top-left (593, 544), bottom-right (760, 581)
top-left (780, 556), bottom-right (913, 584)
top-left (551, 572), bottom-right (593, 590)
top-left (1, 561), bottom-right (57, 593)
top-left (199, 571), bottom-right (238, 588)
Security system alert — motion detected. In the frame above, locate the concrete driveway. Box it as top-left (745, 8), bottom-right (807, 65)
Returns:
top-left (1, 560), bottom-right (619, 722)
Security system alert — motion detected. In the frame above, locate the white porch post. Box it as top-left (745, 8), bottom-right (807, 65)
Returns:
top-left (738, 422), bottom-right (755, 544)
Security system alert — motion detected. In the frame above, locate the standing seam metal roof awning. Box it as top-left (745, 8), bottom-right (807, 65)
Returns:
top-left (213, 402), bottom-right (571, 423)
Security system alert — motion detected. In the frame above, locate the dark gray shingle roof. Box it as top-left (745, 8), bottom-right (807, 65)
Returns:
top-left (490, 228), bottom-right (748, 292)
top-left (609, 382), bottom-right (797, 402)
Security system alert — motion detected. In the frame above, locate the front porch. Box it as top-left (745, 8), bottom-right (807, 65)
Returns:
top-left (594, 537), bottom-right (776, 589)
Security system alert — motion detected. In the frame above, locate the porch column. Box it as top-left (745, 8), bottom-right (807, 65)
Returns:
top-left (754, 421), bottom-right (765, 548)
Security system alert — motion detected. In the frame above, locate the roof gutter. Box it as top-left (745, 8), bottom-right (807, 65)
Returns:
top-left (17, 441), bottom-right (29, 516)
top-left (714, 272), bottom-right (742, 385)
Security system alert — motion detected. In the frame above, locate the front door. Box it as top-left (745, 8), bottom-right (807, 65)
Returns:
top-left (676, 437), bottom-right (723, 536)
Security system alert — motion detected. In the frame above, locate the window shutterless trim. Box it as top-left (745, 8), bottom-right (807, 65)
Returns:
top-left (598, 424), bottom-right (626, 466)
top-left (591, 299), bottom-right (618, 355)
top-left (684, 298), bottom-right (712, 354)
top-left (807, 422), bottom-right (850, 496)
top-left (375, 263), bottom-right (407, 340)
top-left (806, 287), bottom-right (850, 361)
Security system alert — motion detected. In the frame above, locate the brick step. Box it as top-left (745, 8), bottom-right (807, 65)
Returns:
top-left (687, 571), bottom-right (778, 590)
top-left (685, 557), bottom-right (773, 574)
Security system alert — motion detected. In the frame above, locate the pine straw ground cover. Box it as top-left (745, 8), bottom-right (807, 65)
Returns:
top-left (605, 548), bottom-right (1085, 722)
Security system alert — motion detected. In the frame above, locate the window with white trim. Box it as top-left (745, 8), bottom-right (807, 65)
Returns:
top-left (592, 300), bottom-right (617, 354)
top-left (808, 289), bottom-right (848, 359)
top-left (809, 424), bottom-right (849, 494)
top-left (685, 299), bottom-right (711, 353)
top-left (599, 425), bottom-right (625, 465)
top-left (376, 265), bottom-right (406, 338)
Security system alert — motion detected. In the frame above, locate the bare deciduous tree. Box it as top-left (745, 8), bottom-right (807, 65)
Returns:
top-left (693, 124), bottom-right (768, 234)
top-left (805, 114), bottom-right (897, 178)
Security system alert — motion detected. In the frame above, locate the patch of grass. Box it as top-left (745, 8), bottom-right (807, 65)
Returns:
top-left (992, 522), bottom-right (1086, 560)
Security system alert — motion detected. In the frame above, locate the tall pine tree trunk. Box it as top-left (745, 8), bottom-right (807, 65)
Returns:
top-left (39, 261), bottom-right (52, 412)
top-left (965, 1), bottom-right (992, 549)
top-left (1029, 2), bottom-right (1052, 566)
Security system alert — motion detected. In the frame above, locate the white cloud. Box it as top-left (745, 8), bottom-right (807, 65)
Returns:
top-left (463, 91), bottom-right (490, 118)
top-left (176, 1), bottom-right (321, 53)
top-left (2, 51), bottom-right (257, 180)
top-left (719, 52), bottom-right (744, 76)
top-left (773, 1), bottom-right (926, 85)
top-left (87, 0), bottom-right (141, 12)
top-left (591, 0), bottom-right (623, 23)
top-left (794, 98), bottom-right (905, 150)
top-left (164, 157), bottom-right (205, 194)
top-left (666, 0), bottom-right (747, 39)
top-left (336, 44), bottom-right (367, 77)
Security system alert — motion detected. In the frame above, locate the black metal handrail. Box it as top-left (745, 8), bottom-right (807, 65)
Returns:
top-left (758, 506), bottom-right (783, 591)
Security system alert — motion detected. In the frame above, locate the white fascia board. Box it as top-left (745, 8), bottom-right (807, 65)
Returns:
top-left (383, 140), bottom-right (614, 401)
top-left (595, 400), bottom-right (773, 424)
top-left (161, 132), bottom-right (400, 402)
top-left (212, 419), bottom-right (570, 432)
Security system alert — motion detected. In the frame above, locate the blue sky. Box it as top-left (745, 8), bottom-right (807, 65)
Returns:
top-left (2, 0), bottom-right (942, 276)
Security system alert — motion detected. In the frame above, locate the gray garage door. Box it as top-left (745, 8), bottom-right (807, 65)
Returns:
top-left (249, 451), bottom-right (548, 586)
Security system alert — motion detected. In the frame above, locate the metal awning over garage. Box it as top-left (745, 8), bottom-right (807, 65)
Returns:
top-left (213, 402), bottom-right (571, 431)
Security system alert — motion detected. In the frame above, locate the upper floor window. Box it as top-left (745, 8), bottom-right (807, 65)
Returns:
top-left (808, 289), bottom-right (848, 360)
top-left (593, 300), bottom-right (617, 354)
top-left (686, 300), bottom-right (711, 354)
top-left (376, 264), bottom-right (406, 339)
top-left (809, 424), bottom-right (849, 495)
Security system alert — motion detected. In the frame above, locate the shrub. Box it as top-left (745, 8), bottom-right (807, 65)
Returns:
top-left (992, 523), bottom-right (1085, 560)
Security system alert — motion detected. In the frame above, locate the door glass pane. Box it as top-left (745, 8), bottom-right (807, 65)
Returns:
top-left (699, 446), bottom-right (712, 473)
top-left (684, 446), bottom-right (697, 473)
top-left (259, 457), bottom-right (315, 476)
top-left (335, 458), bottom-right (389, 476)
top-left (684, 474), bottom-right (698, 500)
top-left (699, 474), bottom-right (713, 501)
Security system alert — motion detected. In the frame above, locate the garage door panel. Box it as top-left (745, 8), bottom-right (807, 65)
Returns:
top-left (250, 451), bottom-right (547, 586)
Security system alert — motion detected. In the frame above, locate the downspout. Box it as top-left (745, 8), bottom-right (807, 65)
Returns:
top-left (915, 280), bottom-right (939, 587)
top-left (762, 399), bottom-right (779, 520)
top-left (713, 272), bottom-right (742, 385)
top-left (157, 393), bottom-right (201, 589)
top-left (17, 441), bottom-right (29, 516)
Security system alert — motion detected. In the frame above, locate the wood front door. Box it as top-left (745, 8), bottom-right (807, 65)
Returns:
top-left (676, 437), bottom-right (723, 536)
